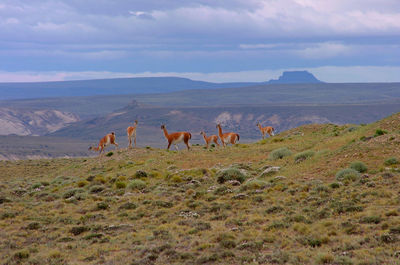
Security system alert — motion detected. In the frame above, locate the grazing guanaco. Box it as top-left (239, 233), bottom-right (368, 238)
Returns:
top-left (89, 132), bottom-right (118, 154)
top-left (200, 131), bottom-right (220, 149)
top-left (126, 120), bottom-right (138, 148)
top-left (216, 123), bottom-right (240, 147)
top-left (256, 122), bottom-right (275, 139)
top-left (161, 124), bottom-right (191, 150)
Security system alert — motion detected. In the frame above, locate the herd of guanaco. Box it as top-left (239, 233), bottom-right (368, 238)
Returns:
top-left (89, 120), bottom-right (275, 155)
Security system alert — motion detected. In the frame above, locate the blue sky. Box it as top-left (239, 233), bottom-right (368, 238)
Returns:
top-left (0, 0), bottom-right (399, 82)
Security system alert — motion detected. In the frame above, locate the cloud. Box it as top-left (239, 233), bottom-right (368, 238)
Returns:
top-left (0, 0), bottom-right (399, 76)
top-left (294, 42), bottom-right (352, 59)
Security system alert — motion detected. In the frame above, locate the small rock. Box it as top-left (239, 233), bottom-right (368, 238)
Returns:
top-left (260, 167), bottom-right (280, 176)
top-left (207, 186), bottom-right (218, 192)
top-left (188, 180), bottom-right (201, 186)
top-left (227, 180), bottom-right (241, 186)
top-left (232, 193), bottom-right (248, 200)
top-left (274, 176), bottom-right (286, 181)
top-left (179, 210), bottom-right (199, 218)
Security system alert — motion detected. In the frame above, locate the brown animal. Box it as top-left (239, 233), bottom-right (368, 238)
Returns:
top-left (216, 123), bottom-right (239, 147)
top-left (200, 131), bottom-right (220, 149)
top-left (126, 120), bottom-right (138, 148)
top-left (256, 122), bottom-right (275, 139)
top-left (89, 132), bottom-right (118, 154)
top-left (161, 124), bottom-right (191, 150)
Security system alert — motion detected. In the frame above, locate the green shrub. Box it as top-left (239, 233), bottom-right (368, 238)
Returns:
top-left (27, 222), bottom-right (40, 230)
top-left (384, 157), bottom-right (399, 166)
top-left (14, 250), bottom-right (30, 260)
top-left (216, 168), bottom-right (246, 184)
top-left (134, 170), bottom-right (148, 178)
top-left (360, 216), bottom-right (381, 224)
top-left (349, 161), bottom-right (368, 173)
top-left (63, 188), bottom-right (84, 199)
top-left (269, 147), bottom-right (292, 160)
top-left (105, 151), bottom-right (113, 157)
top-left (0, 212), bottom-right (16, 220)
top-left (115, 181), bottom-right (127, 189)
top-left (97, 202), bottom-right (109, 210)
top-left (294, 150), bottom-right (315, 163)
top-left (374, 129), bottom-right (387, 137)
top-left (70, 226), bottom-right (90, 236)
top-left (315, 252), bottom-right (334, 264)
top-left (129, 180), bottom-right (146, 190)
top-left (119, 202), bottom-right (137, 210)
top-left (90, 185), bottom-right (104, 193)
top-left (240, 180), bottom-right (268, 191)
top-left (329, 182), bottom-right (341, 189)
top-left (335, 168), bottom-right (361, 182)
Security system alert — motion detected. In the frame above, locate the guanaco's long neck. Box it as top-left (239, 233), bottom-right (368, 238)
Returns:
top-left (217, 125), bottom-right (223, 137)
top-left (202, 133), bottom-right (207, 141)
top-left (258, 124), bottom-right (263, 131)
top-left (162, 127), bottom-right (169, 139)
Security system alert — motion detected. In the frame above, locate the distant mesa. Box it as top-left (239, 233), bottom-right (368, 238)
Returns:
top-left (267, 71), bottom-right (322, 84)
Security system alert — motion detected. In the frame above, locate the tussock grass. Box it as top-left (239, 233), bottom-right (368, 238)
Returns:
top-left (269, 147), bottom-right (292, 160)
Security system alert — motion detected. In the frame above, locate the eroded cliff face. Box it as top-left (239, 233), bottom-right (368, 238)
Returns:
top-left (0, 108), bottom-right (80, 136)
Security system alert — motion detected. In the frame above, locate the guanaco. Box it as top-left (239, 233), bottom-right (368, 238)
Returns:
top-left (161, 124), bottom-right (191, 150)
top-left (256, 122), bottom-right (275, 139)
top-left (127, 120), bottom-right (138, 148)
top-left (216, 123), bottom-right (240, 147)
top-left (200, 131), bottom-right (220, 149)
top-left (89, 132), bottom-right (118, 154)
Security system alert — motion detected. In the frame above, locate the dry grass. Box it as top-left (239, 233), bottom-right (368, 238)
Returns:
top-left (0, 113), bottom-right (399, 264)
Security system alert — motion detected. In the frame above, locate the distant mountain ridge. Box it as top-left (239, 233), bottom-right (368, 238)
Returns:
top-left (267, 71), bottom-right (322, 84)
top-left (0, 71), bottom-right (321, 100)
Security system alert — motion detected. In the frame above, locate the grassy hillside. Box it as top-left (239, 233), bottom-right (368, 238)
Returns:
top-left (1, 113), bottom-right (399, 264)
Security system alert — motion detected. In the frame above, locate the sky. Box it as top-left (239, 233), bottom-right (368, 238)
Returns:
top-left (0, 0), bottom-right (400, 83)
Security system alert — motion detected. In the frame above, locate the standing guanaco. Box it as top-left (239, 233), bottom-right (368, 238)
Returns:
top-left (161, 124), bottom-right (191, 150)
top-left (216, 123), bottom-right (239, 147)
top-left (200, 131), bottom-right (220, 149)
top-left (89, 132), bottom-right (118, 155)
top-left (127, 120), bottom-right (138, 148)
top-left (256, 122), bottom-right (275, 139)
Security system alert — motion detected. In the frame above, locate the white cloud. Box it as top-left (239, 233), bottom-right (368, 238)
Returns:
top-left (294, 42), bottom-right (352, 59)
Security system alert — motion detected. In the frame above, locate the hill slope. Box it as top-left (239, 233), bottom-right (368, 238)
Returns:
top-left (0, 113), bottom-right (399, 264)
top-left (50, 101), bottom-right (400, 147)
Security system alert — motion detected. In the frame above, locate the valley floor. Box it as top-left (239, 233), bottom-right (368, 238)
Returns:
top-left (0, 113), bottom-right (399, 264)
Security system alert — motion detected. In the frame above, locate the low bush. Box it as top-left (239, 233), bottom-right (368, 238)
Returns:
top-left (97, 202), bottom-right (109, 210)
top-left (129, 179), bottom-right (146, 190)
top-left (105, 151), bottom-right (113, 157)
top-left (294, 150), bottom-right (315, 163)
top-left (269, 147), bottom-right (292, 160)
top-left (115, 181), bottom-right (127, 189)
top-left (216, 168), bottom-right (246, 184)
top-left (335, 168), bottom-right (361, 182)
top-left (374, 129), bottom-right (387, 137)
top-left (384, 157), bottom-right (399, 166)
top-left (349, 161), bottom-right (368, 173)
top-left (240, 180), bottom-right (268, 191)
top-left (134, 170), bottom-right (148, 178)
